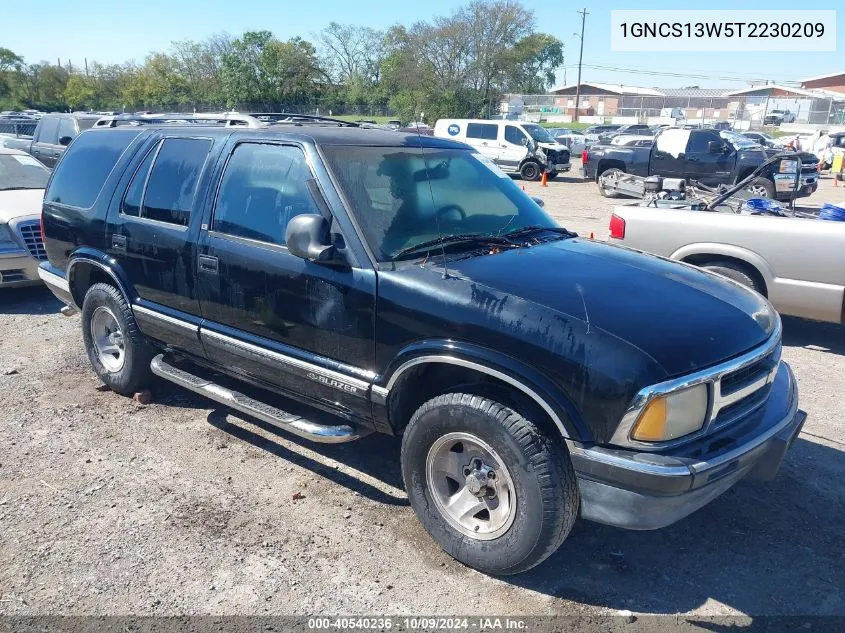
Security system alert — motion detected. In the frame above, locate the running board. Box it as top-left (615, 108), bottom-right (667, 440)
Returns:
top-left (150, 354), bottom-right (369, 444)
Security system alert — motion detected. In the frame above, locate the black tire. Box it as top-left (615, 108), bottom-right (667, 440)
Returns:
top-left (519, 161), bottom-right (542, 181)
top-left (401, 392), bottom-right (578, 575)
top-left (597, 167), bottom-right (624, 198)
top-left (700, 260), bottom-right (763, 294)
top-left (744, 176), bottom-right (775, 199)
top-left (546, 171), bottom-right (559, 180)
top-left (81, 282), bottom-right (154, 395)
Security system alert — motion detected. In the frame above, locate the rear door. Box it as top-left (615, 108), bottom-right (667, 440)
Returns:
top-left (106, 134), bottom-right (219, 357)
top-left (31, 116), bottom-right (60, 167)
top-left (195, 139), bottom-right (377, 414)
top-left (649, 128), bottom-right (689, 178)
top-left (465, 122), bottom-right (500, 163)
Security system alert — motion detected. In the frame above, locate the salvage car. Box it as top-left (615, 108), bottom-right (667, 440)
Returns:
top-left (583, 127), bottom-right (819, 200)
top-left (0, 113), bottom-right (101, 168)
top-left (0, 148), bottom-right (50, 286)
top-left (39, 117), bottom-right (805, 575)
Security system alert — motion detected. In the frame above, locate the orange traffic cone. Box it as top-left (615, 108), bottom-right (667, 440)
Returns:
top-left (589, 232), bottom-right (594, 239)
top-left (522, 185), bottom-right (526, 191)
top-left (540, 172), bottom-right (548, 187)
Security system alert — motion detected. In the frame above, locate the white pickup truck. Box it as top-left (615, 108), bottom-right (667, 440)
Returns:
top-left (608, 203), bottom-right (845, 325)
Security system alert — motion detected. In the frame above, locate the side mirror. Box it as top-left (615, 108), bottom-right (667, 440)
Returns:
top-left (707, 140), bottom-right (726, 154)
top-left (285, 214), bottom-right (344, 265)
top-left (59, 135), bottom-right (73, 146)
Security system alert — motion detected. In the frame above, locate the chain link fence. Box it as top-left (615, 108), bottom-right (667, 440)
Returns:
top-left (510, 92), bottom-right (845, 129)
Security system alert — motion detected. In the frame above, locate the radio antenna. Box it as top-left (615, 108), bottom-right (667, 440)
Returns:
top-left (415, 122), bottom-right (449, 279)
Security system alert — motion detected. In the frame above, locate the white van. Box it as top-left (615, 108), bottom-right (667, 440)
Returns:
top-left (433, 119), bottom-right (571, 181)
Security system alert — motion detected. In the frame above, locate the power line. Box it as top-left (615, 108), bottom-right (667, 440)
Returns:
top-left (559, 63), bottom-right (799, 85)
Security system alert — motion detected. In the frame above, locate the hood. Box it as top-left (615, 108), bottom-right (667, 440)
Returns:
top-left (447, 238), bottom-right (776, 378)
top-left (0, 188), bottom-right (44, 224)
top-left (537, 142), bottom-right (570, 153)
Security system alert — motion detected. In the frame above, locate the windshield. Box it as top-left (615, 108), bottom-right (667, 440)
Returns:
top-left (521, 124), bottom-right (555, 143)
top-left (323, 147), bottom-right (558, 261)
top-left (0, 153), bottom-right (50, 190)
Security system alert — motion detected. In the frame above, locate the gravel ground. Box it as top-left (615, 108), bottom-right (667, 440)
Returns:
top-left (1, 167), bottom-right (843, 618)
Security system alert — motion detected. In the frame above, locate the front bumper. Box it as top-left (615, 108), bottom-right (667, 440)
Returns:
top-left (549, 162), bottom-right (571, 173)
top-left (0, 250), bottom-right (41, 287)
top-left (569, 361), bottom-right (804, 530)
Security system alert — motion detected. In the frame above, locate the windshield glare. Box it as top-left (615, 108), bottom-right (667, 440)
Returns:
top-left (323, 147), bottom-right (557, 261)
top-left (522, 124), bottom-right (555, 143)
top-left (0, 154), bottom-right (50, 190)
top-left (720, 130), bottom-right (758, 149)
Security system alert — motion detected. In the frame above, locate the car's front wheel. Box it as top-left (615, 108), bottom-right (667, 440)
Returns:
top-left (81, 282), bottom-right (154, 395)
top-left (401, 392), bottom-right (579, 575)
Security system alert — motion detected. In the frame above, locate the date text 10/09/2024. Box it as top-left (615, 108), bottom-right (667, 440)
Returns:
top-left (307, 617), bottom-right (527, 630)
top-left (619, 22), bottom-right (825, 39)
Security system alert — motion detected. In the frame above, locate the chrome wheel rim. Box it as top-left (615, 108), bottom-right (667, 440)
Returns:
top-left (747, 184), bottom-right (769, 198)
top-left (90, 306), bottom-right (125, 372)
top-left (599, 169), bottom-right (619, 193)
top-left (426, 432), bottom-right (516, 541)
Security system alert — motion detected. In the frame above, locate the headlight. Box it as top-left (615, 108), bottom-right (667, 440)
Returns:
top-left (630, 384), bottom-right (708, 442)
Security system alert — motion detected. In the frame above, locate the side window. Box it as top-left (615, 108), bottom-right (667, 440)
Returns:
top-left (45, 129), bottom-right (142, 208)
top-left (687, 131), bottom-right (718, 154)
top-left (654, 129), bottom-right (690, 158)
top-left (504, 125), bottom-right (527, 146)
top-left (121, 144), bottom-right (158, 217)
top-left (36, 117), bottom-right (59, 144)
top-left (212, 143), bottom-right (318, 246)
top-left (57, 117), bottom-right (77, 142)
top-left (141, 138), bottom-right (211, 226)
top-left (466, 123), bottom-right (498, 141)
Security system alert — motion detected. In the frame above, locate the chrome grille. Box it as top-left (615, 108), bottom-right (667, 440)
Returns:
top-left (16, 220), bottom-right (46, 261)
top-left (710, 342), bottom-right (781, 429)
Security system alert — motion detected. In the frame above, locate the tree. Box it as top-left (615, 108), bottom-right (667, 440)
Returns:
top-left (64, 74), bottom-right (96, 110)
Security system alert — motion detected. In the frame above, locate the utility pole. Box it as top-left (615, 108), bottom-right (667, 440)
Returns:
top-left (573, 8), bottom-right (588, 122)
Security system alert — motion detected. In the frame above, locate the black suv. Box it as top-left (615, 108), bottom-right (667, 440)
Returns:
top-left (39, 117), bottom-right (805, 575)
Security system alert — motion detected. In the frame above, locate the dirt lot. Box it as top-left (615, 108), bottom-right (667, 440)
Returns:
top-left (1, 167), bottom-right (844, 619)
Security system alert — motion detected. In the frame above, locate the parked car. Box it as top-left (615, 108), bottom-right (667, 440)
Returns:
top-left (434, 118), bottom-right (570, 180)
top-left (764, 109), bottom-right (796, 126)
top-left (0, 113), bottom-right (101, 168)
top-left (608, 203), bottom-right (845, 325)
top-left (582, 127), bottom-right (819, 200)
top-left (742, 131), bottom-right (778, 148)
top-left (0, 148), bottom-right (50, 287)
top-left (39, 122), bottom-right (805, 575)
top-left (547, 127), bottom-right (588, 153)
top-left (597, 123), bottom-right (653, 144)
top-left (710, 121), bottom-right (732, 131)
top-left (583, 124), bottom-right (621, 143)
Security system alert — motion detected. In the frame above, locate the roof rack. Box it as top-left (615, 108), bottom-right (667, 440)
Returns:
top-left (93, 112), bottom-right (267, 129)
top-left (247, 112), bottom-right (359, 127)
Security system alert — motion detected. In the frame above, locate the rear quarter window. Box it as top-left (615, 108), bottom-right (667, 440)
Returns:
top-left (45, 129), bottom-right (141, 209)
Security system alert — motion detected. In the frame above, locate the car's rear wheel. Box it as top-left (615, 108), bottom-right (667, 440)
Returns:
top-left (519, 161), bottom-right (542, 181)
top-left (745, 177), bottom-right (775, 199)
top-left (546, 171), bottom-right (559, 180)
top-left (598, 167), bottom-right (624, 198)
top-left (700, 260), bottom-right (763, 295)
top-left (81, 282), bottom-right (154, 395)
top-left (401, 392), bottom-right (578, 575)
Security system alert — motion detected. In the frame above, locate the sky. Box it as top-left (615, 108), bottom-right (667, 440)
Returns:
top-left (0, 0), bottom-right (841, 89)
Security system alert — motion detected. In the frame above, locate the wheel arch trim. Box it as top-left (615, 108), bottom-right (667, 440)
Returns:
top-left (377, 353), bottom-right (574, 439)
top-left (670, 243), bottom-right (774, 286)
top-left (67, 252), bottom-right (136, 309)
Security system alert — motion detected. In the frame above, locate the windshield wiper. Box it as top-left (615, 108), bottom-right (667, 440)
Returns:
top-left (393, 233), bottom-right (515, 260)
top-left (501, 225), bottom-right (576, 240)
